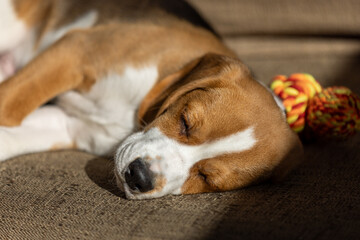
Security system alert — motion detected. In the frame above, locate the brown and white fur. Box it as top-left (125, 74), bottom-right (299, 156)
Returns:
top-left (0, 0), bottom-right (303, 199)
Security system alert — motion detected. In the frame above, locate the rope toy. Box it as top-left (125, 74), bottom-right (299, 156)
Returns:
top-left (270, 73), bottom-right (360, 138)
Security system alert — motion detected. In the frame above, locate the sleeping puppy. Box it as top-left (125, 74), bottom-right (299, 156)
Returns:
top-left (0, 0), bottom-right (303, 199)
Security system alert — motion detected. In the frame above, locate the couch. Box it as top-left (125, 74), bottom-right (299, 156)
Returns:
top-left (1, 0), bottom-right (359, 239)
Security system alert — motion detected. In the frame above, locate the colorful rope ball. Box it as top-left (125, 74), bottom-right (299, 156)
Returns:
top-left (271, 73), bottom-right (360, 139)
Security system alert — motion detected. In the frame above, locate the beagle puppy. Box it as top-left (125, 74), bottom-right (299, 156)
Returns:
top-left (0, 0), bottom-right (303, 199)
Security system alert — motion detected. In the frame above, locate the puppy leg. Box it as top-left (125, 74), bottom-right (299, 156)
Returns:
top-left (0, 106), bottom-right (74, 161)
top-left (0, 31), bottom-right (90, 127)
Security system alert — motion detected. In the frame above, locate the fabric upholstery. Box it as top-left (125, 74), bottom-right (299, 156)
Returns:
top-left (1, 137), bottom-right (359, 239)
top-left (188, 0), bottom-right (360, 94)
top-left (188, 0), bottom-right (360, 37)
top-left (226, 36), bottom-right (360, 94)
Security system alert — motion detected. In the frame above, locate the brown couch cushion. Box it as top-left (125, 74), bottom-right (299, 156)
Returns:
top-left (1, 136), bottom-right (359, 239)
top-left (187, 0), bottom-right (360, 94)
top-left (226, 36), bottom-right (360, 94)
top-left (188, 0), bottom-right (360, 36)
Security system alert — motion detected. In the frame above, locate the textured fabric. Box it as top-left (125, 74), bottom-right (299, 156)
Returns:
top-left (1, 137), bottom-right (360, 239)
top-left (225, 36), bottom-right (360, 95)
top-left (188, 0), bottom-right (360, 36)
top-left (1, 0), bottom-right (360, 239)
top-left (188, 0), bottom-right (360, 94)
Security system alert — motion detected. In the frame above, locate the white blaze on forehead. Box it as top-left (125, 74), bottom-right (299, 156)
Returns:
top-left (185, 127), bottom-right (257, 161)
top-left (115, 126), bottom-right (257, 199)
top-left (0, 0), bottom-right (27, 52)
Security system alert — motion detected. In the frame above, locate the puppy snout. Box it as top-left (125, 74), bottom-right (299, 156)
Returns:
top-left (125, 158), bottom-right (154, 193)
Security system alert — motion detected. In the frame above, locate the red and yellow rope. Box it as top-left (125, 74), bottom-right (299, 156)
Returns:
top-left (270, 73), bottom-right (360, 138)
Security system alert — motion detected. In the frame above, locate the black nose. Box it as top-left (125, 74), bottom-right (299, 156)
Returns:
top-left (125, 158), bottom-right (154, 193)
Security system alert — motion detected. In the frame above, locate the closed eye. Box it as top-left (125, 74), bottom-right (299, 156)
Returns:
top-left (180, 112), bottom-right (190, 137)
top-left (198, 171), bottom-right (208, 182)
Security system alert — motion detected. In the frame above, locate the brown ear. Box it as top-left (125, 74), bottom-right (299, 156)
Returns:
top-left (138, 53), bottom-right (246, 127)
top-left (137, 59), bottom-right (198, 124)
top-left (270, 131), bottom-right (304, 182)
top-left (137, 55), bottom-right (210, 126)
top-left (137, 53), bottom-right (235, 126)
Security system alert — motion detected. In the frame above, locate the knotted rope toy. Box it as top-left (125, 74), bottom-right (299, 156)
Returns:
top-left (270, 73), bottom-right (360, 139)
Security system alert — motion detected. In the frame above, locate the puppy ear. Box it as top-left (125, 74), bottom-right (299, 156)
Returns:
top-left (137, 53), bottom-right (241, 126)
top-left (138, 53), bottom-right (227, 126)
top-left (270, 130), bottom-right (304, 182)
top-left (137, 58), bottom-right (202, 126)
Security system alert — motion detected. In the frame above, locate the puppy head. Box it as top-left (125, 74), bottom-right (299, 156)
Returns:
top-left (115, 53), bottom-right (303, 199)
